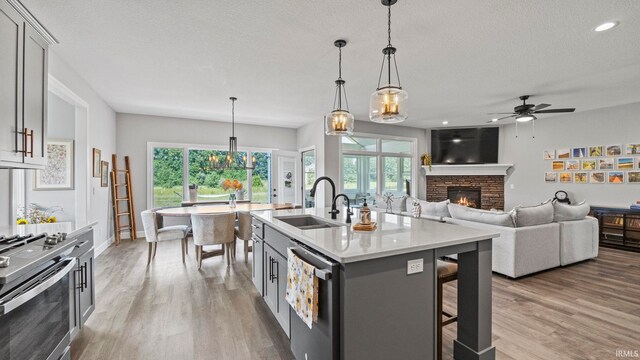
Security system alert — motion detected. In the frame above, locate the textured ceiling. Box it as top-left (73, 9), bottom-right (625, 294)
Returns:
top-left (23, 0), bottom-right (640, 128)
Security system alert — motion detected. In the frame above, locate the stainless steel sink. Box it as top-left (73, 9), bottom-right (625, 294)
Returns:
top-left (274, 215), bottom-right (344, 230)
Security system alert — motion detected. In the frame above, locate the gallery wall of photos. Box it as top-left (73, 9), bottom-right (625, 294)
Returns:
top-left (544, 144), bottom-right (640, 184)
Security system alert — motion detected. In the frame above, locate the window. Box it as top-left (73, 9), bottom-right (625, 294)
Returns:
top-left (152, 147), bottom-right (184, 207)
top-left (149, 143), bottom-right (272, 208)
top-left (340, 134), bottom-right (415, 203)
top-left (302, 149), bottom-right (316, 208)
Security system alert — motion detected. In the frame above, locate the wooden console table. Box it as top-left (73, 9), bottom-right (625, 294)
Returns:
top-left (590, 206), bottom-right (640, 252)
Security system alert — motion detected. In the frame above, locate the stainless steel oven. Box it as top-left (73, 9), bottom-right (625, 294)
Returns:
top-left (0, 257), bottom-right (76, 360)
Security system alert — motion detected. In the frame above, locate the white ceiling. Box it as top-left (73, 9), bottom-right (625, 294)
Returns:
top-left (24, 0), bottom-right (640, 129)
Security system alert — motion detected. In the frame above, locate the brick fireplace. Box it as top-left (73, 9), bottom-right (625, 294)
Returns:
top-left (426, 175), bottom-right (505, 210)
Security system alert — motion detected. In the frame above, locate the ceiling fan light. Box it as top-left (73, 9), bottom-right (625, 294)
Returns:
top-left (516, 114), bottom-right (536, 122)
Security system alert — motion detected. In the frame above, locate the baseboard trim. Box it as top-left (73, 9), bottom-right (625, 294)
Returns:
top-left (95, 236), bottom-right (114, 258)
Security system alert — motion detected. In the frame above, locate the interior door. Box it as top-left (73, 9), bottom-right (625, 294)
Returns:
top-left (271, 150), bottom-right (299, 205)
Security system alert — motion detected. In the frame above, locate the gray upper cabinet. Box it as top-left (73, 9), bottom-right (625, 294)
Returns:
top-left (0, 2), bottom-right (23, 164)
top-left (0, 0), bottom-right (52, 169)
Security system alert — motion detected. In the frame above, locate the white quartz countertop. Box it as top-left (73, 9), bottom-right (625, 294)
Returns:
top-left (252, 207), bottom-right (499, 263)
top-left (0, 221), bottom-right (97, 239)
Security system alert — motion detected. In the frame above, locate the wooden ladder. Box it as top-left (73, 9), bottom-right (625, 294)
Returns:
top-left (110, 155), bottom-right (137, 245)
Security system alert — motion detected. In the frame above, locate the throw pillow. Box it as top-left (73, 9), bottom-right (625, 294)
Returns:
top-left (407, 197), bottom-right (451, 218)
top-left (374, 194), bottom-right (408, 213)
top-left (514, 200), bottom-right (554, 227)
top-left (447, 203), bottom-right (516, 227)
top-left (553, 200), bottom-right (590, 222)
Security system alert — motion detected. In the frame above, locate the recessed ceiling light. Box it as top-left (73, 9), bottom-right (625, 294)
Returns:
top-left (442, 121), bottom-right (449, 125)
top-left (491, 118), bottom-right (498, 122)
top-left (594, 21), bottom-right (619, 32)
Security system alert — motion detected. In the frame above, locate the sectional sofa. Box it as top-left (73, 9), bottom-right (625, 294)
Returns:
top-left (373, 196), bottom-right (598, 278)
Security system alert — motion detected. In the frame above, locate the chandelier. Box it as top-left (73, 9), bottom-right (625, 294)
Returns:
top-left (208, 97), bottom-right (256, 170)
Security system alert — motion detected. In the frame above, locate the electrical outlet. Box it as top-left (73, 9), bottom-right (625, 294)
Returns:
top-left (407, 259), bottom-right (423, 275)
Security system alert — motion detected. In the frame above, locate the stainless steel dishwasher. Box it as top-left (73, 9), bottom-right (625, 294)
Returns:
top-left (288, 241), bottom-right (340, 360)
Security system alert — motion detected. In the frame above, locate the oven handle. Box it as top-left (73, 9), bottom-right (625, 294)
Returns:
top-left (0, 259), bottom-right (76, 315)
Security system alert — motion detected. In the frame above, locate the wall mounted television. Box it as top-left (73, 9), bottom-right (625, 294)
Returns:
top-left (431, 127), bottom-right (499, 164)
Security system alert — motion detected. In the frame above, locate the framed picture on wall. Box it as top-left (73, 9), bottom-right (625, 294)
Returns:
top-left (557, 148), bottom-right (570, 159)
top-left (589, 146), bottom-right (603, 157)
top-left (93, 148), bottom-right (101, 177)
top-left (100, 161), bottom-right (109, 187)
top-left (606, 145), bottom-right (622, 156)
top-left (574, 172), bottom-right (588, 184)
top-left (625, 144), bottom-right (640, 155)
top-left (552, 161), bottom-right (564, 171)
top-left (608, 171), bottom-right (624, 184)
top-left (566, 160), bottom-right (579, 170)
top-left (628, 172), bottom-right (640, 183)
top-left (599, 158), bottom-right (614, 170)
top-left (543, 150), bottom-right (555, 160)
top-left (544, 172), bottom-right (557, 182)
top-left (590, 172), bottom-right (605, 184)
top-left (34, 139), bottom-right (74, 190)
top-left (617, 157), bottom-right (634, 170)
top-left (572, 147), bottom-right (586, 158)
top-left (559, 172), bottom-right (572, 183)
top-left (581, 160), bottom-right (596, 170)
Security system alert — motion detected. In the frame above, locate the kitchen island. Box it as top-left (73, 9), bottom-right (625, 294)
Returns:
top-left (251, 207), bottom-right (499, 360)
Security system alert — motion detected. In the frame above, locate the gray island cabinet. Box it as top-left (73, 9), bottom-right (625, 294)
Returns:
top-left (252, 208), bottom-right (499, 360)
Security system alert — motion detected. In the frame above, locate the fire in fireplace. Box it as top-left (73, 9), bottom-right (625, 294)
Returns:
top-left (448, 187), bottom-right (481, 209)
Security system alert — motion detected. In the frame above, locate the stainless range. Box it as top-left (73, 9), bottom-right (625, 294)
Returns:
top-left (0, 231), bottom-right (79, 360)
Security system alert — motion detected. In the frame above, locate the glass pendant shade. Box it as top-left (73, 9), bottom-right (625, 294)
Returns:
top-left (369, 86), bottom-right (408, 123)
top-left (325, 110), bottom-right (354, 135)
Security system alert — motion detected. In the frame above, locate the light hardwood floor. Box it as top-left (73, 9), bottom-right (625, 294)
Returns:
top-left (72, 239), bottom-right (640, 360)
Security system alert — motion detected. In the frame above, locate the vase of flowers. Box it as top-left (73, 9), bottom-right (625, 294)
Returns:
top-left (421, 153), bottom-right (432, 171)
top-left (16, 203), bottom-right (62, 224)
top-left (221, 178), bottom-right (244, 206)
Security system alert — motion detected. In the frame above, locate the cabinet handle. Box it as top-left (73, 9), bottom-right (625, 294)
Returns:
top-left (273, 259), bottom-right (278, 282)
top-left (269, 257), bottom-right (275, 282)
top-left (83, 262), bottom-right (88, 290)
top-left (74, 268), bottom-right (83, 290)
top-left (28, 129), bottom-right (34, 158)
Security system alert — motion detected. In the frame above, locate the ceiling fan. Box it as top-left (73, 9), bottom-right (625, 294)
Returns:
top-left (487, 95), bottom-right (575, 123)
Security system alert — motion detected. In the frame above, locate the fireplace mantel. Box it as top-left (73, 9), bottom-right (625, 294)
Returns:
top-left (422, 164), bottom-right (513, 176)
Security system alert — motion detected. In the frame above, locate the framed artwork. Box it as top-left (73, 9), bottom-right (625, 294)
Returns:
top-left (93, 148), bottom-right (101, 177)
top-left (552, 161), bottom-right (565, 171)
top-left (590, 172), bottom-right (605, 184)
top-left (544, 172), bottom-right (557, 182)
top-left (559, 172), bottom-right (572, 183)
top-left (599, 158), bottom-right (614, 170)
top-left (625, 144), bottom-right (640, 155)
top-left (543, 150), bottom-right (555, 160)
top-left (557, 148), bottom-right (570, 159)
top-left (574, 172), bottom-right (588, 184)
top-left (589, 146), bottom-right (603, 157)
top-left (34, 139), bottom-right (74, 190)
top-left (606, 144), bottom-right (622, 156)
top-left (617, 157), bottom-right (634, 170)
top-left (628, 172), bottom-right (640, 183)
top-left (100, 161), bottom-right (109, 187)
top-left (572, 147), bottom-right (586, 158)
top-left (608, 171), bottom-right (624, 184)
top-left (581, 160), bottom-right (596, 170)
top-left (566, 160), bottom-right (579, 171)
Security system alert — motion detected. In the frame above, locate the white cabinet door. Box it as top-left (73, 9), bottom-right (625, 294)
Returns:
top-left (271, 150), bottom-right (299, 205)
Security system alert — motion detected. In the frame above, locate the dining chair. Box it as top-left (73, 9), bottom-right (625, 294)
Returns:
top-left (141, 210), bottom-right (189, 264)
top-left (235, 211), bottom-right (253, 263)
top-left (191, 212), bottom-right (236, 269)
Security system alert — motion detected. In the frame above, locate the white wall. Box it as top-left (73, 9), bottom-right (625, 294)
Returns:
top-left (296, 120), bottom-right (327, 207)
top-left (502, 102), bottom-right (640, 209)
top-left (25, 92), bottom-right (76, 221)
top-left (48, 51), bottom-right (117, 253)
top-left (116, 113), bottom-right (298, 228)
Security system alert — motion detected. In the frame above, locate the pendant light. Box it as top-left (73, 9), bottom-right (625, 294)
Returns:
top-left (369, 0), bottom-right (408, 124)
top-left (325, 39), bottom-right (354, 136)
top-left (208, 97), bottom-right (256, 170)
